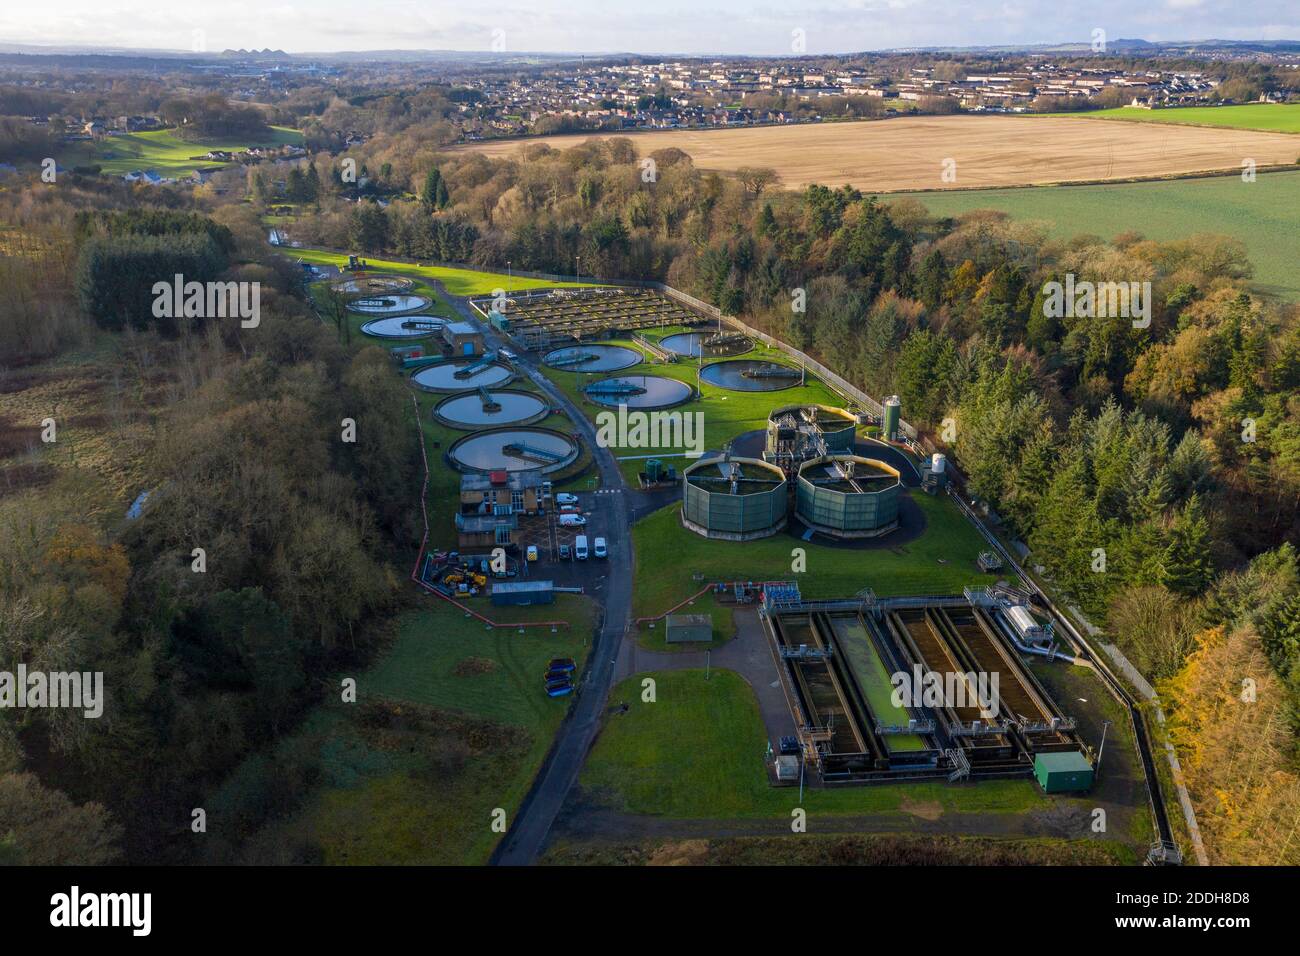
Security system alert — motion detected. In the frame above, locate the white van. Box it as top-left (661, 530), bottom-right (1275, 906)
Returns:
top-left (574, 535), bottom-right (589, 560)
top-left (558, 513), bottom-right (586, 527)
top-left (593, 537), bottom-right (607, 558)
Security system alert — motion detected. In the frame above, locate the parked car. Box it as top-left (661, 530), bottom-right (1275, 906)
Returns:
top-left (526, 545), bottom-right (538, 562)
top-left (558, 514), bottom-right (586, 527)
top-left (575, 535), bottom-right (589, 559)
top-left (558, 543), bottom-right (571, 560)
top-left (555, 492), bottom-right (579, 505)
top-left (593, 537), bottom-right (607, 558)
top-left (558, 504), bottom-right (580, 514)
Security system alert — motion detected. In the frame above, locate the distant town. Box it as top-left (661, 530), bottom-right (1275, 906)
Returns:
top-left (3, 44), bottom-right (1298, 170)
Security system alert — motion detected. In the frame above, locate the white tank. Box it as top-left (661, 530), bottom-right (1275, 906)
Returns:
top-left (931, 453), bottom-right (946, 474)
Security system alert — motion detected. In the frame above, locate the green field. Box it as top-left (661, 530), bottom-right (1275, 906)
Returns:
top-left (631, 491), bottom-right (998, 619)
top-left (293, 248), bottom-right (595, 296)
top-left (1062, 103), bottom-right (1300, 133)
top-left (891, 170), bottom-right (1300, 299)
top-left (581, 669), bottom-right (1045, 818)
top-left (64, 125), bottom-right (304, 176)
top-left (208, 597), bottom-right (595, 864)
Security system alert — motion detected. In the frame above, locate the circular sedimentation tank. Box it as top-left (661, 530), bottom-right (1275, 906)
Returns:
top-left (699, 359), bottom-right (802, 392)
top-left (765, 404), bottom-right (859, 460)
top-left (360, 315), bottom-right (444, 339)
top-left (660, 331), bottom-right (752, 358)
top-left (795, 455), bottom-right (901, 539)
top-left (681, 456), bottom-right (788, 541)
top-left (542, 344), bottom-right (642, 373)
top-left (584, 374), bottom-right (693, 409)
top-left (433, 389), bottom-right (549, 429)
top-left (447, 426), bottom-right (579, 474)
top-left (347, 293), bottom-right (432, 315)
top-left (411, 360), bottom-right (513, 393)
top-left (332, 275), bottom-right (413, 295)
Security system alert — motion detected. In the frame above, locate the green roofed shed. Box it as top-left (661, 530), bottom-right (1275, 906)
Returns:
top-left (1033, 751), bottom-right (1094, 793)
top-left (665, 614), bottom-right (713, 644)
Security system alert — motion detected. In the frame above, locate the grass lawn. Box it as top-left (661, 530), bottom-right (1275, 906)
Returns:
top-left (636, 590), bottom-right (740, 652)
top-left (364, 596), bottom-right (595, 723)
top-left (216, 597), bottom-right (595, 864)
top-left (581, 669), bottom-right (1047, 819)
top-left (631, 491), bottom-right (999, 619)
top-left (890, 169), bottom-right (1300, 300)
top-left (535, 328), bottom-right (846, 485)
top-left (63, 125), bottom-right (303, 176)
top-left (1057, 103), bottom-right (1300, 134)
top-left (291, 247), bottom-right (596, 296)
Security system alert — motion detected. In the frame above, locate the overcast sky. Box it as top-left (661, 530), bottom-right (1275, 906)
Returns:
top-left (2, 1), bottom-right (1297, 55)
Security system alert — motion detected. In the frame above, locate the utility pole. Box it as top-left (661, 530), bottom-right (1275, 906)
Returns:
top-left (1097, 719), bottom-right (1112, 780)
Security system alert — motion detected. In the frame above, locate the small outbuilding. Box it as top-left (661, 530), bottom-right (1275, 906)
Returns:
top-left (491, 580), bottom-right (554, 606)
top-left (664, 613), bottom-right (713, 644)
top-left (1033, 751), bottom-right (1094, 793)
top-left (442, 321), bottom-right (484, 356)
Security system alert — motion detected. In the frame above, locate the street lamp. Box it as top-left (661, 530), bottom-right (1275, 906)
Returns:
top-left (1096, 719), bottom-right (1112, 780)
top-left (575, 256), bottom-right (581, 283)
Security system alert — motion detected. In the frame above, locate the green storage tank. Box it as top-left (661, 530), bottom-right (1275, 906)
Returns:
top-left (882, 396), bottom-right (901, 441)
top-left (1033, 751), bottom-right (1094, 793)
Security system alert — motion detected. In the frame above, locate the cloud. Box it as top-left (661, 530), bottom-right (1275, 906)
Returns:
top-left (1, 0), bottom-right (1296, 53)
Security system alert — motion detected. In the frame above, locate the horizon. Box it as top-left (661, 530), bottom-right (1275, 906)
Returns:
top-left (4, 1), bottom-right (1299, 57)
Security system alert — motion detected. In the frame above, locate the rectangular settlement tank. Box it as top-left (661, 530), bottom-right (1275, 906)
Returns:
top-left (1033, 751), bottom-right (1094, 793)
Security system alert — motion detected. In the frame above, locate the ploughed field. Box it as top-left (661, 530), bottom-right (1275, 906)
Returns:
top-left (460, 114), bottom-right (1300, 191)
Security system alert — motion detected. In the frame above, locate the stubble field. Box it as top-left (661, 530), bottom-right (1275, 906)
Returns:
top-left (460, 114), bottom-right (1300, 191)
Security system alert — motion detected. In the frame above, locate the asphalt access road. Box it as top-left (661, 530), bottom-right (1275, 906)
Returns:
top-left (442, 291), bottom-right (634, 866)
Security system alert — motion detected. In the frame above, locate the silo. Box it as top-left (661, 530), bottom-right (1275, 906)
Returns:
top-left (681, 456), bottom-right (788, 540)
top-left (930, 453), bottom-right (947, 488)
top-left (795, 455), bottom-right (902, 539)
top-left (882, 396), bottom-right (902, 441)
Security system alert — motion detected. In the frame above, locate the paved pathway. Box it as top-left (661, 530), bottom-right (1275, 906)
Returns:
top-left (437, 290), bottom-right (636, 866)
top-left (614, 607), bottom-right (795, 743)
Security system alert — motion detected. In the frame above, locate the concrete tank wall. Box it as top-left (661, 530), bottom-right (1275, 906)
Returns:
top-left (795, 456), bottom-right (901, 538)
top-left (681, 456), bottom-right (788, 540)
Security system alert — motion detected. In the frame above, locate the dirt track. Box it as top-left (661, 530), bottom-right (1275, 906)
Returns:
top-left (459, 114), bottom-right (1300, 191)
